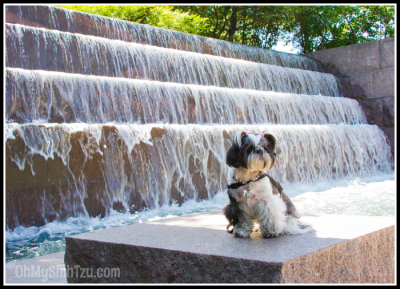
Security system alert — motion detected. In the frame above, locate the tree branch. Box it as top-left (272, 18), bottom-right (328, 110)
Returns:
top-left (212, 5), bottom-right (219, 38)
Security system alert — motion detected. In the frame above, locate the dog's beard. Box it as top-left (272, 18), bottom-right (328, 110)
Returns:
top-left (247, 152), bottom-right (272, 171)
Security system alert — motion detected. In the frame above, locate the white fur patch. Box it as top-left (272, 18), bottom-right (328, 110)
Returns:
top-left (233, 130), bottom-right (245, 146)
top-left (233, 176), bottom-right (311, 237)
top-left (233, 131), bottom-right (262, 147)
top-left (247, 133), bottom-right (262, 145)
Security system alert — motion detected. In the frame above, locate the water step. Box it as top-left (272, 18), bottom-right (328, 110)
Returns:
top-left (6, 24), bottom-right (341, 96)
top-left (6, 123), bottom-right (393, 230)
top-left (64, 210), bottom-right (395, 283)
top-left (6, 68), bottom-right (365, 125)
top-left (5, 5), bottom-right (319, 71)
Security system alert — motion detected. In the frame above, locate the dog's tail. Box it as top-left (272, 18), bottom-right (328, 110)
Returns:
top-left (223, 197), bottom-right (243, 234)
top-left (286, 217), bottom-right (313, 235)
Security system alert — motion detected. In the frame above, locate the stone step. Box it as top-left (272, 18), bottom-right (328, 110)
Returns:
top-left (5, 24), bottom-right (341, 96)
top-left (5, 123), bottom-right (393, 230)
top-left (6, 68), bottom-right (366, 125)
top-left (5, 5), bottom-right (319, 71)
top-left (5, 252), bottom-right (67, 284)
top-left (64, 210), bottom-right (395, 283)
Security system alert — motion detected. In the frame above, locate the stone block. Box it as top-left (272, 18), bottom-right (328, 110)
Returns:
top-left (372, 67), bottom-right (395, 99)
top-left (305, 41), bottom-right (381, 75)
top-left (380, 38), bottom-right (394, 68)
top-left (382, 97), bottom-right (395, 127)
top-left (5, 134), bottom-right (49, 190)
top-left (381, 127), bottom-right (395, 157)
top-left (6, 187), bottom-right (47, 230)
top-left (337, 70), bottom-right (373, 100)
top-left (6, 182), bottom-right (85, 230)
top-left (46, 154), bottom-right (71, 186)
top-left (6, 252), bottom-right (67, 284)
top-left (357, 99), bottom-right (384, 127)
top-left (64, 210), bottom-right (394, 283)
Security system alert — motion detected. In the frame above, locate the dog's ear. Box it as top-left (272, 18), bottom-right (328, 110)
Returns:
top-left (233, 130), bottom-right (247, 147)
top-left (226, 142), bottom-right (246, 168)
top-left (263, 133), bottom-right (276, 152)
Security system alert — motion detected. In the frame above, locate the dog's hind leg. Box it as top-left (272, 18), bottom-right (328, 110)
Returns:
top-left (259, 218), bottom-right (284, 238)
top-left (255, 197), bottom-right (288, 238)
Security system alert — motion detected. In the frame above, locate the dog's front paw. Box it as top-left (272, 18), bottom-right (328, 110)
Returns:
top-left (232, 227), bottom-right (252, 238)
top-left (262, 233), bottom-right (278, 238)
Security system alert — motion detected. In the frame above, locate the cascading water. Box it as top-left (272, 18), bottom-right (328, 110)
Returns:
top-left (6, 122), bottom-right (393, 229)
top-left (6, 5), bottom-right (319, 70)
top-left (6, 68), bottom-right (364, 125)
top-left (5, 5), bottom-right (394, 263)
top-left (6, 24), bottom-right (341, 96)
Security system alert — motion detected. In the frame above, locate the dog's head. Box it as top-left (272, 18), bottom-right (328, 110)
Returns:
top-left (226, 130), bottom-right (276, 171)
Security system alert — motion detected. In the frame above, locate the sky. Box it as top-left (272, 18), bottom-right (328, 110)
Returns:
top-left (270, 32), bottom-right (301, 54)
top-left (271, 39), bottom-right (300, 54)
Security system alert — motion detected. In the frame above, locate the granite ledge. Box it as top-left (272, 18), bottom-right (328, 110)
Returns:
top-left (64, 210), bottom-right (395, 283)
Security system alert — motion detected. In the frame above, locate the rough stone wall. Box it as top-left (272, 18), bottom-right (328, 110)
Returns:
top-left (305, 38), bottom-right (395, 157)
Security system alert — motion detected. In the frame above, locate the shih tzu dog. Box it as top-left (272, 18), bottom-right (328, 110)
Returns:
top-left (223, 130), bottom-right (311, 238)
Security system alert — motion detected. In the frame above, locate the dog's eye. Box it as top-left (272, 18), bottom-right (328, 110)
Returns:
top-left (263, 144), bottom-right (273, 153)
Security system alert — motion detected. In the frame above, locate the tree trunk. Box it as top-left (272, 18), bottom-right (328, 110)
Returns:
top-left (228, 6), bottom-right (238, 42)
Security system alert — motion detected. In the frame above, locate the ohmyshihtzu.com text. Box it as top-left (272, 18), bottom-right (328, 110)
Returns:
top-left (12, 264), bottom-right (120, 281)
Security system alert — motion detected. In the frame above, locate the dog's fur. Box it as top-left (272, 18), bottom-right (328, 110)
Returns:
top-left (223, 130), bottom-right (311, 238)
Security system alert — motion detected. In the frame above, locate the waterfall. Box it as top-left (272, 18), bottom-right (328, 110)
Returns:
top-left (6, 5), bottom-right (319, 71)
top-left (6, 68), bottom-right (364, 125)
top-left (6, 123), bottom-right (393, 228)
top-left (6, 24), bottom-right (341, 96)
top-left (5, 5), bottom-right (393, 235)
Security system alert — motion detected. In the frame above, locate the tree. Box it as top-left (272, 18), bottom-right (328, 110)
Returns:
top-left (58, 5), bottom-right (209, 35)
top-left (173, 5), bottom-right (289, 48)
top-left (59, 5), bottom-right (395, 53)
top-left (362, 5), bottom-right (395, 39)
top-left (282, 5), bottom-right (395, 53)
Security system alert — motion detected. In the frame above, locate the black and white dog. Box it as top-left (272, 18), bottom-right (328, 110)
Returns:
top-left (223, 130), bottom-right (311, 238)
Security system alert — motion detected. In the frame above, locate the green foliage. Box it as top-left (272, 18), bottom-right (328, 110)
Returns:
top-left (282, 5), bottom-right (395, 53)
top-left (58, 5), bottom-right (209, 34)
top-left (174, 5), bottom-right (288, 48)
top-left (363, 5), bottom-right (395, 39)
top-left (59, 5), bottom-right (395, 53)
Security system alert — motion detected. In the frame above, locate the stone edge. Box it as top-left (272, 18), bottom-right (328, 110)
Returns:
top-left (64, 224), bottom-right (395, 283)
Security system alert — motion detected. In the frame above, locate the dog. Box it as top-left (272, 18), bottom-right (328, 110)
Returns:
top-left (223, 130), bottom-right (311, 238)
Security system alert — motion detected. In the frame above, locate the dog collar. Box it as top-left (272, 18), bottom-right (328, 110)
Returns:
top-left (227, 172), bottom-right (283, 198)
top-left (229, 171), bottom-right (265, 187)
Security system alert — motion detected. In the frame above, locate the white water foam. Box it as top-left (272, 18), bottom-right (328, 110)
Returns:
top-left (287, 172), bottom-right (396, 216)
